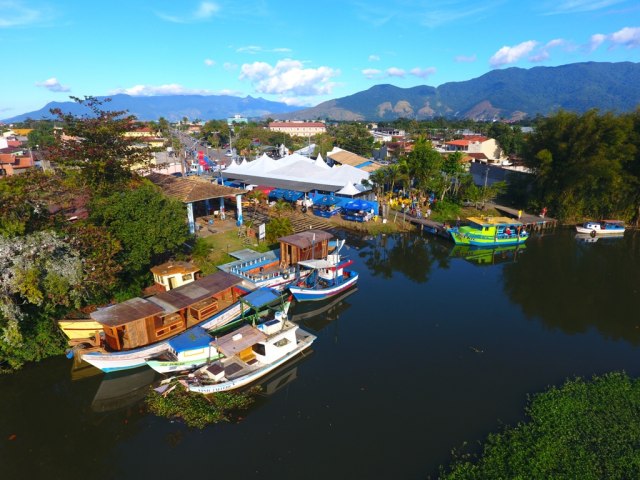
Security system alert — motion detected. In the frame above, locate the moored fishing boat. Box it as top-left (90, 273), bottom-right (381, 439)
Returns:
top-left (77, 271), bottom-right (247, 373)
top-left (288, 256), bottom-right (358, 302)
top-left (448, 216), bottom-right (529, 247)
top-left (145, 288), bottom-right (291, 374)
top-left (218, 229), bottom-right (336, 291)
top-left (184, 319), bottom-right (316, 394)
top-left (575, 220), bottom-right (625, 237)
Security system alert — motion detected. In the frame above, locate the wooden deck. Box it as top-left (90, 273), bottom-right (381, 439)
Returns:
top-left (395, 202), bottom-right (558, 239)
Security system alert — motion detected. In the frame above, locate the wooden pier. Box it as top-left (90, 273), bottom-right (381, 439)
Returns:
top-left (394, 203), bottom-right (558, 238)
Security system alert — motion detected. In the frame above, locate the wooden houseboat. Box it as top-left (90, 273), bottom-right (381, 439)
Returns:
top-left (78, 271), bottom-right (247, 372)
top-left (150, 261), bottom-right (201, 291)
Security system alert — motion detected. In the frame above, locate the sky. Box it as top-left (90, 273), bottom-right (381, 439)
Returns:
top-left (1, 0), bottom-right (640, 118)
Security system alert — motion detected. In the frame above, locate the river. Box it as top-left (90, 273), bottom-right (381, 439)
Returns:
top-left (1, 228), bottom-right (639, 479)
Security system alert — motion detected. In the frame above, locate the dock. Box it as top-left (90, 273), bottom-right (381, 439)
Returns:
top-left (394, 203), bottom-right (558, 237)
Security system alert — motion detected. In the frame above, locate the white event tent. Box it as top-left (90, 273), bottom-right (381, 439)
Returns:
top-left (223, 152), bottom-right (370, 193)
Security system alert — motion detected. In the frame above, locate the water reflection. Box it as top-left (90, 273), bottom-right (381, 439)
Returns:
top-left (450, 244), bottom-right (526, 266)
top-left (503, 230), bottom-right (640, 344)
top-left (358, 233), bottom-right (452, 282)
top-left (289, 288), bottom-right (357, 331)
top-left (92, 367), bottom-right (160, 413)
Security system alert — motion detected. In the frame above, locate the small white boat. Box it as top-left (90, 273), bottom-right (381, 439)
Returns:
top-left (575, 220), bottom-right (625, 237)
top-left (184, 319), bottom-right (316, 394)
top-left (288, 256), bottom-right (358, 302)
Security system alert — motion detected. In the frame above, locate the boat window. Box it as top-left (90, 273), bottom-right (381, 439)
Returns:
top-left (182, 274), bottom-right (192, 281)
top-left (274, 338), bottom-right (290, 348)
top-left (253, 343), bottom-right (266, 356)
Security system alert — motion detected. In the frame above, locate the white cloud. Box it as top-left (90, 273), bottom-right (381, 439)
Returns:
top-left (609, 26), bottom-right (640, 48)
top-left (35, 77), bottom-right (70, 92)
top-left (417, 1), bottom-right (503, 28)
top-left (156, 1), bottom-right (219, 23)
top-left (204, 58), bottom-right (215, 66)
top-left (236, 45), bottom-right (292, 54)
top-left (455, 54), bottom-right (477, 63)
top-left (110, 84), bottom-right (213, 96)
top-left (239, 59), bottom-right (339, 96)
top-left (386, 67), bottom-right (406, 77)
top-left (362, 68), bottom-right (381, 79)
top-left (588, 33), bottom-right (607, 51)
top-left (368, 54), bottom-right (380, 62)
top-left (0, 0), bottom-right (43, 28)
top-left (410, 67), bottom-right (436, 78)
top-left (543, 0), bottom-right (626, 14)
top-left (278, 96), bottom-right (314, 107)
top-left (529, 51), bottom-right (550, 62)
top-left (490, 40), bottom-right (538, 67)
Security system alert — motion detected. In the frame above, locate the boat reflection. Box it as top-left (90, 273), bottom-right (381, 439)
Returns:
top-left (91, 367), bottom-right (161, 413)
top-left (575, 233), bottom-right (624, 244)
top-left (449, 244), bottom-right (526, 266)
top-left (252, 350), bottom-right (312, 397)
top-left (289, 287), bottom-right (357, 331)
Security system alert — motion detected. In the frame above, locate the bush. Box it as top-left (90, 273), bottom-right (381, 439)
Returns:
top-left (439, 372), bottom-right (640, 479)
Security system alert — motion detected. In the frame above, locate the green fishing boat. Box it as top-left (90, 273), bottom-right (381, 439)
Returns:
top-left (448, 216), bottom-right (529, 247)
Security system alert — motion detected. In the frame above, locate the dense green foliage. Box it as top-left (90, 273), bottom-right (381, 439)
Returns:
top-left (266, 216), bottom-right (293, 243)
top-left (440, 372), bottom-right (640, 479)
top-left (524, 109), bottom-right (640, 222)
top-left (90, 180), bottom-right (189, 279)
top-left (146, 385), bottom-right (258, 428)
top-left (0, 101), bottom-right (190, 370)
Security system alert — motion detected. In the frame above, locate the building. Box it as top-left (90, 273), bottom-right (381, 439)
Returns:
top-left (0, 153), bottom-right (35, 176)
top-left (326, 147), bottom-right (382, 173)
top-left (227, 115), bottom-right (248, 126)
top-left (268, 121), bottom-right (326, 137)
top-left (444, 135), bottom-right (508, 164)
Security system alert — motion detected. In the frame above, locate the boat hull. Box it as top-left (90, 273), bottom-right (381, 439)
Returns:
top-left (575, 225), bottom-right (625, 235)
top-left (187, 331), bottom-right (316, 394)
top-left (449, 231), bottom-right (528, 247)
top-left (289, 273), bottom-right (359, 302)
top-left (81, 303), bottom-right (244, 373)
top-left (146, 354), bottom-right (223, 374)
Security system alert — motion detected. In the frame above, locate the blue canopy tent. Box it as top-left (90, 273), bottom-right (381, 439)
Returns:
top-left (312, 195), bottom-right (339, 206)
top-left (268, 188), bottom-right (286, 200)
top-left (343, 198), bottom-right (374, 212)
top-left (282, 190), bottom-right (304, 202)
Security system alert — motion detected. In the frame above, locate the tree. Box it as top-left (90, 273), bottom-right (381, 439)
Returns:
top-left (46, 96), bottom-right (155, 193)
top-left (0, 231), bottom-right (84, 369)
top-left (89, 181), bottom-right (189, 276)
top-left (27, 121), bottom-right (55, 148)
top-left (329, 123), bottom-right (374, 157)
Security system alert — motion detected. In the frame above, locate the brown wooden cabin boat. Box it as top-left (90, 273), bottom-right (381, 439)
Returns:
top-left (150, 260), bottom-right (201, 292)
top-left (90, 271), bottom-right (245, 352)
top-left (278, 229), bottom-right (333, 268)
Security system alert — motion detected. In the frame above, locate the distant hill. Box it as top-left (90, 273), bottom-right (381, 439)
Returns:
top-left (1, 94), bottom-right (303, 123)
top-left (279, 62), bottom-right (640, 121)
top-left (4, 62), bottom-right (640, 124)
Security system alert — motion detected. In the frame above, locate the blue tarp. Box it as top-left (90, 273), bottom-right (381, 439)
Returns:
top-left (343, 198), bottom-right (374, 211)
top-left (269, 189), bottom-right (303, 202)
top-left (241, 287), bottom-right (280, 308)
top-left (312, 195), bottom-right (338, 206)
top-left (168, 326), bottom-right (212, 353)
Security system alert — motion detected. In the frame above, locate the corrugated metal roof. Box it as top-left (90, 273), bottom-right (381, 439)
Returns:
top-left (90, 297), bottom-right (165, 327)
top-left (278, 229), bottom-right (333, 249)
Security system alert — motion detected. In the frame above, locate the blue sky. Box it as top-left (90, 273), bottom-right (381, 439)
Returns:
top-left (1, 0), bottom-right (639, 118)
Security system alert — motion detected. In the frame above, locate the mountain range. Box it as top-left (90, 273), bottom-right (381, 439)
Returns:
top-left (4, 62), bottom-right (640, 123)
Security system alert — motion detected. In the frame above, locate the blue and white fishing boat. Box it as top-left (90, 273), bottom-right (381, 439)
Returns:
top-left (575, 220), bottom-right (625, 237)
top-left (288, 254), bottom-right (358, 302)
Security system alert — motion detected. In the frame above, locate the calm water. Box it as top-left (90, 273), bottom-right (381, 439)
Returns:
top-left (2, 228), bottom-right (640, 479)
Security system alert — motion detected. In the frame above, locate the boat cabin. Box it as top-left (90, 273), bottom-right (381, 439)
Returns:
top-left (278, 229), bottom-right (333, 268)
top-left (91, 271), bottom-right (243, 351)
top-left (150, 261), bottom-right (201, 291)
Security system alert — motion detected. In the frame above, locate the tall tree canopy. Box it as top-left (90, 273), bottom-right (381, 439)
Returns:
top-left (46, 96), bottom-right (155, 192)
top-left (525, 109), bottom-right (639, 221)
